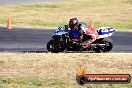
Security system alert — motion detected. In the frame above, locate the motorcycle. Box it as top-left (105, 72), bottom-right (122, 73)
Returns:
top-left (47, 23), bottom-right (115, 53)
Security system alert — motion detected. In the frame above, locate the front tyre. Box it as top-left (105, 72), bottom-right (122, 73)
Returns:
top-left (47, 40), bottom-right (59, 53)
top-left (100, 38), bottom-right (113, 53)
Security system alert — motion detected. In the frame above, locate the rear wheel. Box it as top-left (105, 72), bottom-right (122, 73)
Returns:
top-left (100, 38), bottom-right (113, 53)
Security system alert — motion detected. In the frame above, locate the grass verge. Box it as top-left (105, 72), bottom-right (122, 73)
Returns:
top-left (0, 53), bottom-right (132, 88)
top-left (0, 0), bottom-right (131, 31)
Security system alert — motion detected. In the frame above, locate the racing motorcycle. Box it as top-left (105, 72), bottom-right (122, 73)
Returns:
top-left (47, 23), bottom-right (115, 53)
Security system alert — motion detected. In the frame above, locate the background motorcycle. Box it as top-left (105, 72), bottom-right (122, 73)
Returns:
top-left (47, 24), bottom-right (115, 53)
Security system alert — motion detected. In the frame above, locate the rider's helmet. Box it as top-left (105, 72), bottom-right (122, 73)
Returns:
top-left (69, 18), bottom-right (79, 29)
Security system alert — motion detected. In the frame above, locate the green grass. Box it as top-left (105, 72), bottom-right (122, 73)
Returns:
top-left (0, 53), bottom-right (132, 88)
top-left (126, 0), bottom-right (132, 4)
top-left (0, 0), bottom-right (131, 31)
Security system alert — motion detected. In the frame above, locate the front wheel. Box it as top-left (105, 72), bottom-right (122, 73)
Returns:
top-left (47, 40), bottom-right (59, 53)
top-left (47, 40), bottom-right (66, 53)
top-left (100, 38), bottom-right (113, 53)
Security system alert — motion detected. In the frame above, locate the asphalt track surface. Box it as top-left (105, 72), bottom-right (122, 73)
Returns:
top-left (0, 27), bottom-right (132, 53)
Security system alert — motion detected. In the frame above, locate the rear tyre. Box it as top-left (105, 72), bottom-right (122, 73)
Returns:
top-left (100, 38), bottom-right (113, 53)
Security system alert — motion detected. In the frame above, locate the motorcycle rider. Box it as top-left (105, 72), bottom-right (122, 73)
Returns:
top-left (68, 18), bottom-right (83, 43)
top-left (68, 18), bottom-right (99, 49)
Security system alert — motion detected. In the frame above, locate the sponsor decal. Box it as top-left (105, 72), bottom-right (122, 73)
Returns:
top-left (76, 65), bottom-right (131, 85)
